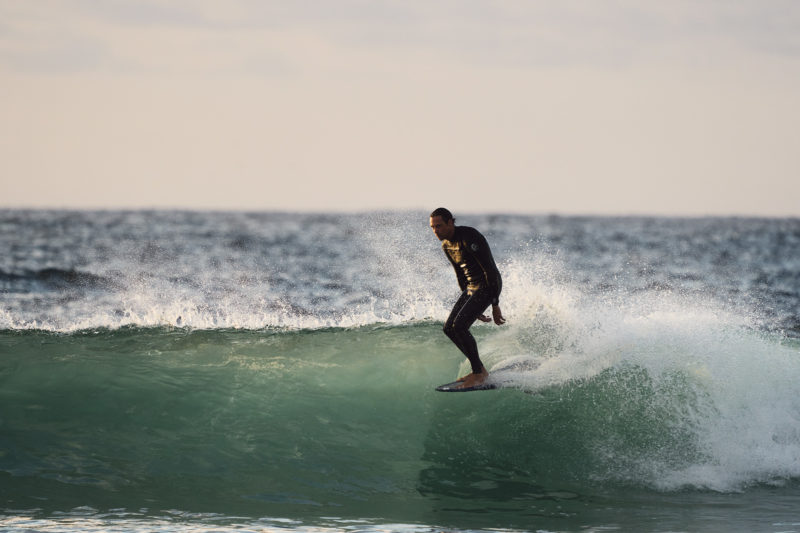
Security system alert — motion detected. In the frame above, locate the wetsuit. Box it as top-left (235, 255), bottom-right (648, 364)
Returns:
top-left (441, 226), bottom-right (502, 374)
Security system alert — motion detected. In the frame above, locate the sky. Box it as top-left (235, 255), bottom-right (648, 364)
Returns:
top-left (1, 1), bottom-right (799, 216)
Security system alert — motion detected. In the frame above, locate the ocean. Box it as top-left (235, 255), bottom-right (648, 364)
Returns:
top-left (1, 209), bottom-right (800, 532)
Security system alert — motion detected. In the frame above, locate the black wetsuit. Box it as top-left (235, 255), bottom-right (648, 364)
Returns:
top-left (441, 226), bottom-right (502, 374)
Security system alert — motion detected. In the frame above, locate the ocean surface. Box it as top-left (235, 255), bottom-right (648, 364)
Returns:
top-left (2, 209), bottom-right (800, 533)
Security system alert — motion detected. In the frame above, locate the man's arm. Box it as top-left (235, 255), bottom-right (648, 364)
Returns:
top-left (445, 251), bottom-right (468, 291)
top-left (471, 230), bottom-right (502, 305)
top-left (468, 228), bottom-right (506, 325)
top-left (491, 304), bottom-right (506, 325)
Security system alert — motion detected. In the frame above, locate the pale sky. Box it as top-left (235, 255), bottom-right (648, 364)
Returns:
top-left (2, 0), bottom-right (799, 216)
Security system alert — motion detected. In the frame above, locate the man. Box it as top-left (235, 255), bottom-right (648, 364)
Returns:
top-left (430, 207), bottom-right (505, 389)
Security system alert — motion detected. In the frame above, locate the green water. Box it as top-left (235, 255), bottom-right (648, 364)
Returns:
top-left (3, 325), bottom-right (800, 532)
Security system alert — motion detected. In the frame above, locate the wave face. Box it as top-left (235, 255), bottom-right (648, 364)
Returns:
top-left (3, 322), bottom-right (800, 525)
top-left (2, 210), bottom-right (800, 530)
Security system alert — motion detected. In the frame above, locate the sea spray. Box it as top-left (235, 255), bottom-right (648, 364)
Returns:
top-left (472, 271), bottom-right (800, 491)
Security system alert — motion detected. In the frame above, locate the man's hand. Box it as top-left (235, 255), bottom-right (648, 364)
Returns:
top-left (492, 305), bottom-right (506, 325)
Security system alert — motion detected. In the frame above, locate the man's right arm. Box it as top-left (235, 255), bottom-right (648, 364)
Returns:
top-left (445, 251), bottom-right (467, 291)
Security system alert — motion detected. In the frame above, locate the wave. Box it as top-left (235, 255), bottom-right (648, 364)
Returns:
top-left (4, 230), bottom-right (800, 524)
top-left (3, 300), bottom-right (800, 521)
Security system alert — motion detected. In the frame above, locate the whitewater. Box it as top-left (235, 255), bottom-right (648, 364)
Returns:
top-left (2, 210), bottom-right (800, 532)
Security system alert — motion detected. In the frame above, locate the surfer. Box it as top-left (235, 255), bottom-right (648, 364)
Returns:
top-left (430, 207), bottom-right (505, 390)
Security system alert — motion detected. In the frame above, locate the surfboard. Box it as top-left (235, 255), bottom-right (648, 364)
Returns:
top-left (435, 380), bottom-right (497, 392)
top-left (434, 358), bottom-right (539, 392)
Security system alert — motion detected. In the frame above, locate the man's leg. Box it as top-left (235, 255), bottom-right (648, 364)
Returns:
top-left (443, 292), bottom-right (471, 366)
top-left (443, 290), bottom-right (492, 376)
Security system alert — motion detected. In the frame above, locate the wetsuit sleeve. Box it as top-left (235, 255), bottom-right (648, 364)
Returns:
top-left (470, 230), bottom-right (503, 306)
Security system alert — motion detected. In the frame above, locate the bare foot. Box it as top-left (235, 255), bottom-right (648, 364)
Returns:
top-left (456, 368), bottom-right (489, 389)
top-left (456, 365), bottom-right (487, 382)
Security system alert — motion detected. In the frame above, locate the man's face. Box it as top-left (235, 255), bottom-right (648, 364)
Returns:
top-left (430, 216), bottom-right (455, 241)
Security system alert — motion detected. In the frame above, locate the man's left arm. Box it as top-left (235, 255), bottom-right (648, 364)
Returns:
top-left (473, 231), bottom-right (502, 304)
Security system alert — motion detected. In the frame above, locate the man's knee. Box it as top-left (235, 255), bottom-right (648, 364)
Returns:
top-left (451, 317), bottom-right (473, 334)
top-left (444, 321), bottom-right (468, 340)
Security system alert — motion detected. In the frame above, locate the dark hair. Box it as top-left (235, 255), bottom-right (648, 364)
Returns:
top-left (429, 207), bottom-right (454, 223)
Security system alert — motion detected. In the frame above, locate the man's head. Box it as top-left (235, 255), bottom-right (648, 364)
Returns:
top-left (430, 207), bottom-right (456, 241)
